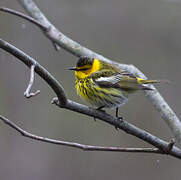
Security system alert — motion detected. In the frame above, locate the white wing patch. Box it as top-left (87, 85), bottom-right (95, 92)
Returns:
top-left (95, 74), bottom-right (123, 85)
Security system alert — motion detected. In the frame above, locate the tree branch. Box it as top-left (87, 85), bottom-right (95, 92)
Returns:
top-left (0, 115), bottom-right (164, 154)
top-left (0, 38), bottom-right (181, 159)
top-left (1, 1), bottom-right (180, 145)
top-left (0, 38), bottom-right (67, 106)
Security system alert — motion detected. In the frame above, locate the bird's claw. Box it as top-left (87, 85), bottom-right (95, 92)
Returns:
top-left (114, 116), bottom-right (123, 130)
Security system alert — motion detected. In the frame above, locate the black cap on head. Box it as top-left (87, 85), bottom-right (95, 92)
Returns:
top-left (76, 56), bottom-right (94, 67)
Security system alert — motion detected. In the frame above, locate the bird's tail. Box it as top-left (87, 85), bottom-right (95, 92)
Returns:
top-left (136, 78), bottom-right (170, 90)
top-left (136, 78), bottom-right (169, 84)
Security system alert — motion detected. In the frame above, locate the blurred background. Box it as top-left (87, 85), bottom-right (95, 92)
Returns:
top-left (0, 0), bottom-right (181, 179)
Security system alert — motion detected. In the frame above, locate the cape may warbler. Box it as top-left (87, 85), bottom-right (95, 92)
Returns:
top-left (69, 57), bottom-right (161, 118)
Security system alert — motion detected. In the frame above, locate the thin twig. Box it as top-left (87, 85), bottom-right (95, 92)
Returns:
top-left (0, 7), bottom-right (60, 51)
top-left (24, 63), bottom-right (40, 98)
top-left (0, 115), bottom-right (163, 153)
top-left (0, 7), bottom-right (47, 30)
top-left (12, 0), bottom-right (181, 146)
top-left (0, 38), bottom-right (181, 159)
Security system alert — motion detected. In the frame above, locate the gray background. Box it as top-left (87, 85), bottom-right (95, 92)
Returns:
top-left (0, 0), bottom-right (181, 179)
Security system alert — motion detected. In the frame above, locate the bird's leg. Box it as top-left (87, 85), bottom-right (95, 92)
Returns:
top-left (114, 107), bottom-right (123, 130)
top-left (93, 106), bottom-right (106, 121)
top-left (116, 107), bottom-right (119, 118)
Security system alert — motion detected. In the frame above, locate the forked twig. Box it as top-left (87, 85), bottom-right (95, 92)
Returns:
top-left (24, 64), bottom-right (40, 98)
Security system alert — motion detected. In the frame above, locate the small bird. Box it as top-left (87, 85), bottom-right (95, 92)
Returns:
top-left (69, 56), bottom-right (162, 120)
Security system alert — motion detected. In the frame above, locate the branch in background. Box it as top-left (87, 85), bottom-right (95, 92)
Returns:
top-left (0, 7), bottom-right (60, 51)
top-left (0, 38), bottom-right (181, 159)
top-left (0, 115), bottom-right (164, 154)
top-left (1, 1), bottom-right (179, 145)
top-left (0, 7), bottom-right (47, 30)
top-left (24, 63), bottom-right (40, 98)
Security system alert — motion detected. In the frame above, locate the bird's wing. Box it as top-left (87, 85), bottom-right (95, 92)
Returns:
top-left (92, 70), bottom-right (141, 89)
top-left (94, 74), bottom-right (124, 87)
top-left (92, 70), bottom-right (125, 88)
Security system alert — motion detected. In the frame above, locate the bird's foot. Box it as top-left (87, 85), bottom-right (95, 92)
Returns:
top-left (114, 116), bottom-right (123, 130)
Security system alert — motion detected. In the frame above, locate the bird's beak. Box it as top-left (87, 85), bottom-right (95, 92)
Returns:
top-left (68, 67), bottom-right (77, 71)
